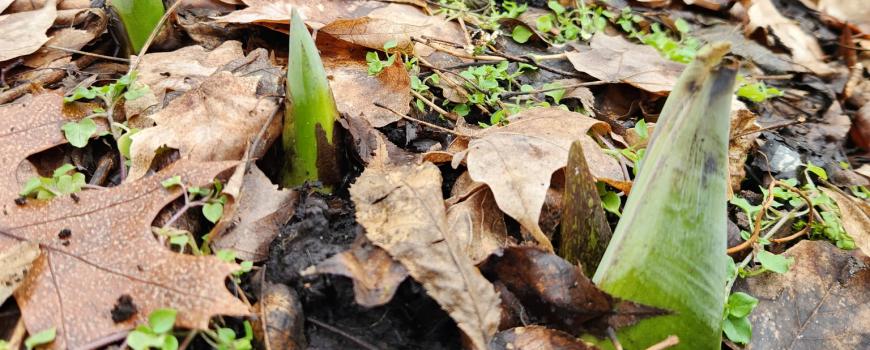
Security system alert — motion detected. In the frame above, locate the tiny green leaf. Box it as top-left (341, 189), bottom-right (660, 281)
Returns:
top-left (148, 308), bottom-right (177, 334)
top-left (24, 328), bottom-right (56, 350)
top-left (383, 39), bottom-right (398, 50)
top-left (511, 25), bottom-right (533, 43)
top-left (536, 15), bottom-right (553, 32)
top-left (19, 177), bottom-right (43, 197)
top-left (674, 18), bottom-right (691, 34)
top-left (161, 176), bottom-right (182, 189)
top-left (722, 316), bottom-right (752, 345)
top-left (126, 331), bottom-right (164, 350)
top-left (547, 0), bottom-right (565, 14)
top-left (542, 82), bottom-right (565, 104)
top-left (805, 162), bottom-right (828, 181)
top-left (64, 86), bottom-right (98, 103)
top-left (216, 249), bottom-right (236, 262)
top-left (600, 191), bottom-right (621, 216)
top-left (757, 250), bottom-right (794, 274)
top-left (635, 119), bottom-right (649, 140)
top-left (52, 164), bottom-right (76, 178)
top-left (727, 292), bottom-right (758, 318)
top-left (118, 128), bottom-right (141, 159)
top-left (62, 118), bottom-right (98, 148)
top-left (202, 202), bottom-right (224, 223)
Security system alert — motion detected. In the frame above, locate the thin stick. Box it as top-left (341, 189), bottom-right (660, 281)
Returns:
top-left (486, 46), bottom-right (578, 77)
top-left (502, 81), bottom-right (610, 98)
top-left (727, 181), bottom-right (777, 254)
top-left (46, 45), bottom-right (130, 63)
top-left (307, 318), bottom-right (380, 350)
top-left (607, 327), bottom-right (624, 350)
top-left (412, 37), bottom-right (505, 61)
top-left (77, 330), bottom-right (129, 350)
top-left (770, 181), bottom-right (815, 243)
top-left (730, 118), bottom-right (806, 139)
top-left (645, 335), bottom-right (680, 350)
top-left (7, 318), bottom-right (26, 350)
top-left (409, 90), bottom-right (459, 121)
top-left (374, 102), bottom-right (469, 137)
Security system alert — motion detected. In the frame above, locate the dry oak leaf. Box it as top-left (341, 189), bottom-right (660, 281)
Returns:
top-left (319, 33), bottom-right (412, 128)
top-left (446, 173), bottom-right (511, 265)
top-left (212, 165), bottom-right (298, 262)
top-left (821, 187), bottom-right (870, 257)
top-left (746, 0), bottom-right (835, 76)
top-left (566, 33), bottom-right (686, 95)
top-left (735, 240), bottom-right (870, 349)
top-left (128, 71), bottom-right (279, 180)
top-left (350, 162), bottom-right (501, 350)
top-left (0, 94), bottom-right (248, 348)
top-left (490, 326), bottom-right (598, 350)
top-left (451, 108), bottom-right (625, 250)
top-left (213, 0), bottom-right (384, 28)
top-left (302, 236), bottom-right (409, 308)
top-left (0, 0), bottom-right (56, 62)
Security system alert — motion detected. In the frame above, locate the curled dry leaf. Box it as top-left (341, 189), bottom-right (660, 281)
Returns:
top-left (480, 247), bottom-right (667, 337)
top-left (0, 0), bottom-right (56, 62)
top-left (212, 165), bottom-right (298, 262)
top-left (490, 326), bottom-right (597, 350)
top-left (341, 110), bottom-right (417, 167)
top-left (729, 100), bottom-right (761, 191)
top-left (319, 34), bottom-right (412, 128)
top-left (252, 281), bottom-right (306, 350)
top-left (821, 187), bottom-right (870, 256)
top-left (746, 0), bottom-right (834, 76)
top-left (735, 240), bottom-right (870, 349)
top-left (350, 162), bottom-right (501, 350)
top-left (128, 70), bottom-right (280, 180)
top-left (451, 107), bottom-right (625, 250)
top-left (566, 33), bottom-right (686, 95)
top-left (303, 236), bottom-right (409, 308)
top-left (446, 175), bottom-right (511, 264)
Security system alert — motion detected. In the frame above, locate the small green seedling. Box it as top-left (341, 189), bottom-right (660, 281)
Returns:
top-left (216, 249), bottom-right (254, 281)
top-left (736, 81), bottom-right (783, 103)
top-left (24, 328), bottom-right (56, 350)
top-left (201, 322), bottom-right (254, 350)
top-left (20, 164), bottom-right (86, 200)
top-left (722, 292), bottom-right (758, 345)
top-left (126, 308), bottom-right (178, 350)
top-left (63, 73), bottom-right (146, 150)
top-left (366, 40), bottom-right (399, 76)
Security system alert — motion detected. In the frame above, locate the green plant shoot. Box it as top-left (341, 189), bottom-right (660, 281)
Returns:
top-left (108, 0), bottom-right (165, 55)
top-left (592, 42), bottom-right (737, 349)
top-left (282, 9), bottom-right (340, 191)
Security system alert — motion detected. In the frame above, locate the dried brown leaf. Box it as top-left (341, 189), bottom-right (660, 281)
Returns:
top-left (451, 108), bottom-right (625, 250)
top-left (213, 0), bottom-right (383, 28)
top-left (490, 326), bottom-right (598, 350)
top-left (821, 187), bottom-right (870, 257)
top-left (212, 165), bottom-right (298, 262)
top-left (729, 100), bottom-right (761, 191)
top-left (128, 71), bottom-right (279, 180)
top-left (350, 162), bottom-right (501, 350)
top-left (735, 240), bottom-right (870, 349)
top-left (303, 236), bottom-right (408, 307)
top-left (446, 183), bottom-right (511, 264)
top-left (0, 242), bottom-right (39, 305)
top-left (0, 0), bottom-right (56, 62)
top-left (252, 281), bottom-right (306, 350)
top-left (747, 0), bottom-right (834, 76)
top-left (566, 33), bottom-right (685, 95)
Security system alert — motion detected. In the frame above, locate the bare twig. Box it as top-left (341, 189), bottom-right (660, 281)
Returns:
top-left (502, 80), bottom-right (610, 98)
top-left (374, 101), bottom-right (470, 137)
top-left (645, 335), bottom-right (680, 350)
top-left (409, 90), bottom-right (460, 121)
top-left (46, 45), bottom-right (130, 63)
top-left (727, 181), bottom-right (777, 254)
top-left (127, 0), bottom-right (185, 74)
top-left (770, 180), bottom-right (815, 244)
top-left (607, 327), bottom-right (624, 350)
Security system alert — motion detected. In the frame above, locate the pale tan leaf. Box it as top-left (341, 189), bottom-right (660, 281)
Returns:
top-left (21, 8), bottom-right (106, 68)
top-left (252, 281), bottom-right (306, 350)
top-left (350, 162), bottom-right (501, 350)
top-left (735, 241), bottom-right (870, 349)
top-left (452, 108), bottom-right (625, 250)
top-left (447, 181), bottom-right (511, 264)
top-left (0, 242), bottom-right (40, 305)
top-left (128, 71), bottom-right (279, 180)
top-left (747, 0), bottom-right (835, 76)
top-left (213, 165), bottom-right (298, 262)
top-left (566, 33), bottom-right (686, 95)
top-left (213, 0), bottom-right (384, 28)
top-left (728, 99), bottom-right (761, 191)
top-left (0, 0), bottom-right (13, 13)
top-left (0, 0), bottom-right (56, 62)
top-left (821, 187), bottom-right (870, 257)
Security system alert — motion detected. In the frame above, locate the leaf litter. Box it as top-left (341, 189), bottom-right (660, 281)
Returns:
top-left (0, 0), bottom-right (868, 349)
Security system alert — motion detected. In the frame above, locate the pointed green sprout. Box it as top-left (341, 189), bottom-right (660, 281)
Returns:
top-left (592, 42), bottom-right (736, 349)
top-left (281, 9), bottom-right (341, 191)
top-left (108, 0), bottom-right (165, 55)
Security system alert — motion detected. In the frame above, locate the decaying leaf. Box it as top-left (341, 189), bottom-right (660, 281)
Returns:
top-left (302, 236), bottom-right (409, 307)
top-left (735, 240), bottom-right (870, 349)
top-left (213, 0), bottom-right (383, 28)
top-left (22, 8), bottom-right (108, 69)
top-left (802, 0), bottom-right (870, 34)
top-left (446, 177), bottom-right (511, 265)
top-left (0, 241), bottom-right (40, 305)
top-left (480, 247), bottom-right (666, 337)
top-left (566, 33), bottom-right (686, 95)
top-left (0, 0), bottom-right (56, 62)
top-left (350, 162), bottom-right (501, 350)
top-left (128, 71), bottom-right (280, 180)
top-left (490, 326), bottom-right (597, 350)
top-left (746, 0), bottom-right (834, 76)
top-left (341, 111), bottom-right (417, 166)
top-left (695, 24), bottom-right (796, 73)
top-left (319, 34), bottom-right (411, 128)
top-left (212, 165), bottom-right (298, 262)
top-left (729, 100), bottom-right (761, 191)
top-left (252, 281), bottom-right (306, 350)
top-left (451, 108), bottom-right (625, 250)
top-left (821, 187), bottom-right (870, 256)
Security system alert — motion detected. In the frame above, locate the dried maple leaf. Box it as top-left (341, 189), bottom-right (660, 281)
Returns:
top-left (0, 0), bottom-right (56, 62)
top-left (350, 162), bottom-right (501, 350)
top-left (451, 107), bottom-right (626, 250)
top-left (128, 70), bottom-right (280, 180)
top-left (735, 241), bottom-right (870, 349)
top-left (566, 33), bottom-right (686, 95)
top-left (0, 93), bottom-right (249, 349)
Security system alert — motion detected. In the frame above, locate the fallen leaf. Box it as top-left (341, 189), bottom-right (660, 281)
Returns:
top-left (451, 108), bottom-right (625, 250)
top-left (490, 326), bottom-right (597, 350)
top-left (0, 242), bottom-right (40, 305)
top-left (318, 34), bottom-right (412, 128)
top-left (4, 0), bottom-right (87, 12)
top-left (821, 187), bottom-right (870, 256)
top-left (695, 24), bottom-right (796, 73)
top-left (0, 0), bottom-right (57, 62)
top-left (212, 165), bottom-right (298, 262)
top-left (566, 33), bottom-right (686, 94)
top-left (213, 0), bottom-right (383, 28)
top-left (350, 162), bottom-right (501, 350)
top-left (682, 0), bottom-right (728, 11)
top-left (729, 100), bottom-right (761, 191)
top-left (746, 0), bottom-right (835, 76)
top-left (0, 94), bottom-right (249, 348)
top-left (128, 70), bottom-right (280, 180)
top-left (302, 236), bottom-right (408, 307)
top-left (0, 0), bottom-right (12, 13)
top-left (341, 111), bottom-right (417, 166)
top-left (479, 247), bottom-right (666, 337)
top-left (252, 281), bottom-right (306, 350)
top-left (446, 179), bottom-right (511, 264)
top-left (21, 8), bottom-right (107, 68)
top-left (734, 240), bottom-right (870, 349)
top-left (126, 41), bottom-right (246, 117)
top-left (805, 0), bottom-right (870, 34)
